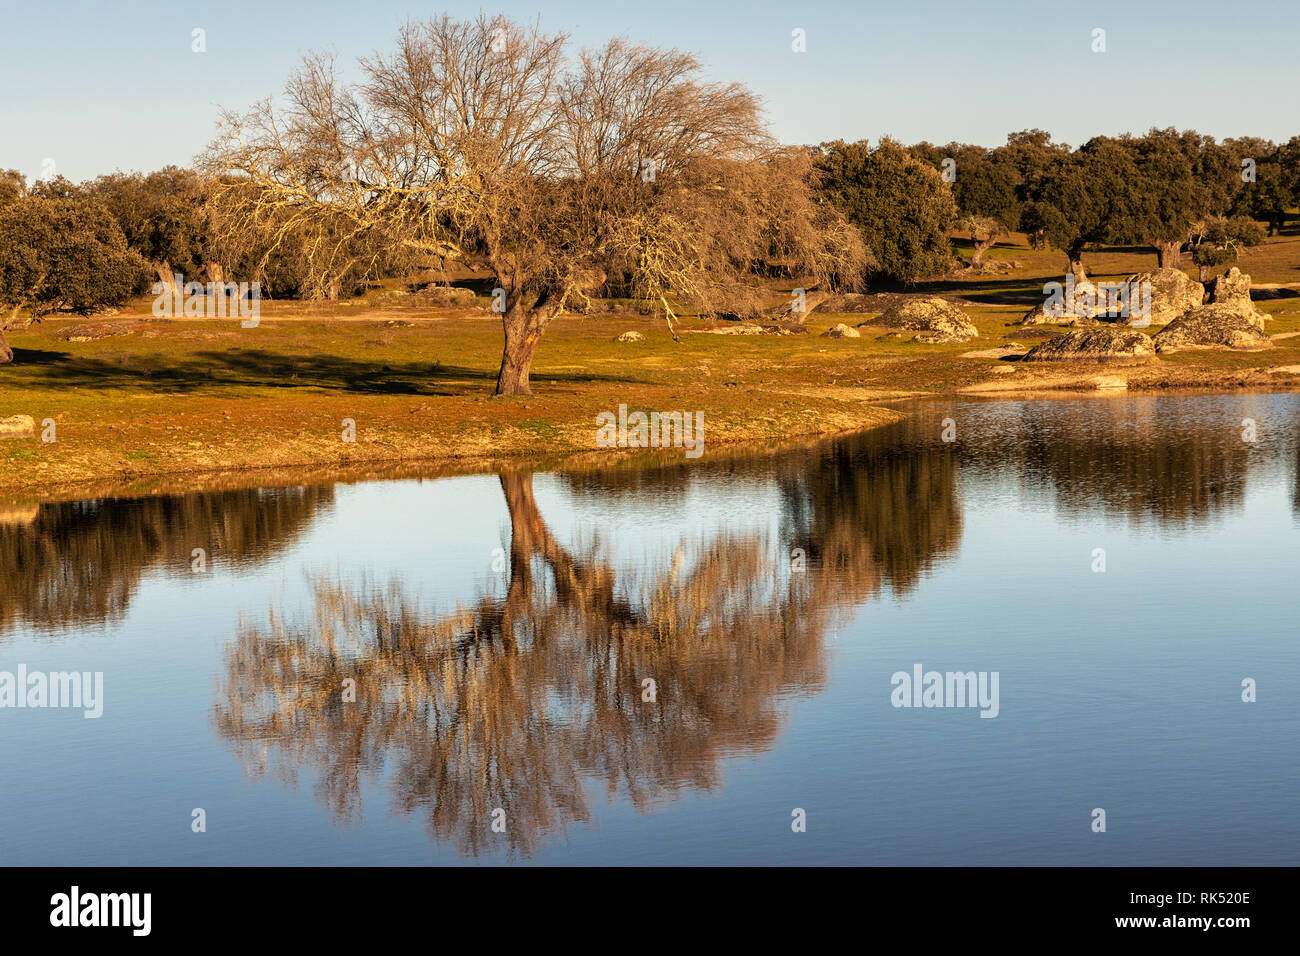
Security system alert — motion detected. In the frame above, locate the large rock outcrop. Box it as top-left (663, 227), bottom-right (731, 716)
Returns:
top-left (1121, 267), bottom-right (1204, 325)
top-left (821, 323), bottom-right (860, 339)
top-left (814, 293), bottom-right (878, 314)
top-left (879, 297), bottom-right (978, 343)
top-left (1022, 328), bottom-right (1156, 363)
top-left (1210, 266), bottom-right (1251, 306)
top-left (1153, 303), bottom-right (1272, 352)
top-left (1208, 266), bottom-right (1266, 321)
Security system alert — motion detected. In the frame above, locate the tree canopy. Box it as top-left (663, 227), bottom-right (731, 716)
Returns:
top-left (0, 193), bottom-right (147, 325)
top-left (1019, 136), bottom-right (1147, 279)
top-left (201, 14), bottom-right (862, 394)
top-left (815, 138), bottom-right (958, 283)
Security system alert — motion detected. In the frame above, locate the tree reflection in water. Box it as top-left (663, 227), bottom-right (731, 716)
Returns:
top-left (2, 395), bottom-right (1294, 857)
top-left (0, 487), bottom-right (332, 635)
top-left (213, 426), bottom-right (965, 858)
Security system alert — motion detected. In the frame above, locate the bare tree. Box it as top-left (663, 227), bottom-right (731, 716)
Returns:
top-left (202, 15), bottom-right (858, 395)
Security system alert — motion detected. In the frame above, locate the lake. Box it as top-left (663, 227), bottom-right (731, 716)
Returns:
top-left (1, 392), bottom-right (1297, 865)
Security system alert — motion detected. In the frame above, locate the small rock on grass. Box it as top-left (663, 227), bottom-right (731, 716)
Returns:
top-left (0, 414), bottom-right (36, 439)
top-left (880, 296), bottom-right (978, 342)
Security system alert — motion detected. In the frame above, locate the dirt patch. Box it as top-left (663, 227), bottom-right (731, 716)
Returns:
top-left (62, 322), bottom-right (147, 342)
top-left (960, 345), bottom-right (1026, 360)
top-left (1004, 328), bottom-right (1061, 340)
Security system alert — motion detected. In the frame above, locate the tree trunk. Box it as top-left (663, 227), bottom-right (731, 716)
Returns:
top-left (495, 299), bottom-right (549, 396)
top-left (205, 262), bottom-right (226, 285)
top-left (771, 288), bottom-right (830, 327)
top-left (498, 470), bottom-right (625, 622)
top-left (154, 260), bottom-right (182, 313)
top-left (0, 328), bottom-right (12, 365)
top-left (971, 236), bottom-right (997, 267)
top-left (1156, 241), bottom-right (1182, 269)
top-left (496, 334), bottom-right (540, 395)
top-left (1067, 244), bottom-right (1087, 284)
top-left (1269, 217), bottom-right (1281, 237)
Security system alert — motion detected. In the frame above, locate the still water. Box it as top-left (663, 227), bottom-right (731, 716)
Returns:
top-left (1, 394), bottom-right (1297, 865)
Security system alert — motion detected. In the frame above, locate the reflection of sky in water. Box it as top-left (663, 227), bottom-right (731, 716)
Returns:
top-left (0, 394), bottom-right (1296, 865)
top-left (298, 473), bottom-right (789, 610)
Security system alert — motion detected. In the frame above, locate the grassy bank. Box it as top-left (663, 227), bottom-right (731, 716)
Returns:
top-left (3, 233), bottom-right (1300, 503)
top-left (0, 308), bottom-right (914, 501)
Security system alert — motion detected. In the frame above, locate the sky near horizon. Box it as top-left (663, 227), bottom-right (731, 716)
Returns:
top-left (2, 0), bottom-right (1297, 183)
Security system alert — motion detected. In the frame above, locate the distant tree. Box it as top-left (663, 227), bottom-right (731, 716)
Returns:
top-left (816, 138), bottom-right (958, 282)
top-left (0, 170), bottom-right (24, 208)
top-left (955, 146), bottom-right (1018, 265)
top-left (1122, 129), bottom-right (1263, 268)
top-left (0, 172), bottom-right (30, 361)
top-left (1232, 162), bottom-right (1291, 236)
top-left (84, 167), bottom-right (211, 295)
top-left (1125, 131), bottom-right (1199, 267)
top-left (1229, 137), bottom-right (1298, 236)
top-left (905, 141), bottom-right (946, 170)
top-left (0, 196), bottom-right (149, 360)
top-left (1187, 132), bottom-right (1243, 220)
top-left (948, 144), bottom-right (1021, 228)
top-left (1189, 216), bottom-right (1265, 283)
top-left (1285, 134), bottom-right (1300, 203)
top-left (953, 215), bottom-right (1004, 267)
top-left (1020, 137), bottom-right (1145, 281)
top-left (1000, 129), bottom-right (1067, 192)
top-left (910, 143), bottom-right (1020, 266)
top-left (26, 175), bottom-right (81, 200)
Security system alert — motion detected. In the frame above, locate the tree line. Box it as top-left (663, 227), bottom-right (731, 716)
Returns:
top-left (1, 14), bottom-right (1298, 389)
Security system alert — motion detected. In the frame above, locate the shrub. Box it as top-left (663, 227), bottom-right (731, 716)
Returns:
top-left (0, 196), bottom-right (149, 323)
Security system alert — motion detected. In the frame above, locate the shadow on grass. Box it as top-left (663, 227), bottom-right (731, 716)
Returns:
top-left (3, 348), bottom-right (648, 395)
top-left (917, 264), bottom-right (1195, 307)
top-left (912, 276), bottom-right (1053, 306)
top-left (10, 348), bottom-right (73, 366)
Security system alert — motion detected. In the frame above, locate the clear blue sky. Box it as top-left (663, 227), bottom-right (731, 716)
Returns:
top-left (3, 0), bottom-right (1297, 183)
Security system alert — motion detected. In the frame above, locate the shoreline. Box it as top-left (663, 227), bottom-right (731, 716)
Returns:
top-left (6, 383), bottom-right (1299, 507)
top-left (0, 399), bottom-right (906, 506)
top-left (3, 305), bottom-right (1299, 505)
